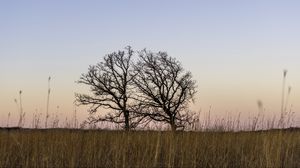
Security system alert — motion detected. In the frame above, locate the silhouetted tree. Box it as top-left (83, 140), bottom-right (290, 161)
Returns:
top-left (133, 50), bottom-right (197, 131)
top-left (76, 46), bottom-right (141, 131)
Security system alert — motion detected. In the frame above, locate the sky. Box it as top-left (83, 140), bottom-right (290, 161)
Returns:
top-left (1, 0), bottom-right (300, 128)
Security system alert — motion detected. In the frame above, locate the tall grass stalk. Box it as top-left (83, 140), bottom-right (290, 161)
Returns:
top-left (32, 109), bottom-right (41, 129)
top-left (284, 86), bottom-right (292, 114)
top-left (73, 106), bottom-right (78, 128)
top-left (51, 105), bottom-right (60, 128)
top-left (279, 69), bottom-right (288, 128)
top-left (17, 90), bottom-right (25, 127)
top-left (45, 76), bottom-right (51, 128)
top-left (281, 69), bottom-right (287, 114)
top-left (14, 98), bottom-right (19, 126)
top-left (6, 112), bottom-right (10, 127)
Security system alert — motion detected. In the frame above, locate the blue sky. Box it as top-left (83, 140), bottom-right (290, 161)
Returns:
top-left (1, 0), bottom-right (300, 127)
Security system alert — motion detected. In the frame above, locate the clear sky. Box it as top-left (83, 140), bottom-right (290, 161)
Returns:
top-left (1, 0), bottom-right (300, 127)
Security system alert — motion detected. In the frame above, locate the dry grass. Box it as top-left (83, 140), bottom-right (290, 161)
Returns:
top-left (1, 71), bottom-right (297, 167)
top-left (0, 128), bottom-right (299, 168)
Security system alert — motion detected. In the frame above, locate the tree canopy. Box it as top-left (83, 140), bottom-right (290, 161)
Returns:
top-left (76, 46), bottom-right (197, 131)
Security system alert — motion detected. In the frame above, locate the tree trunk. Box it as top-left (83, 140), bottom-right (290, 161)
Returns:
top-left (170, 118), bottom-right (177, 132)
top-left (124, 110), bottom-right (130, 131)
top-left (171, 124), bottom-right (177, 132)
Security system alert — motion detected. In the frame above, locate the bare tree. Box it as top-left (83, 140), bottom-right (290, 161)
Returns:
top-left (133, 50), bottom-right (197, 131)
top-left (75, 46), bottom-right (141, 131)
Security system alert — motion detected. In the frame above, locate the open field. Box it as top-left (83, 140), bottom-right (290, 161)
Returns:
top-left (0, 128), bottom-right (299, 167)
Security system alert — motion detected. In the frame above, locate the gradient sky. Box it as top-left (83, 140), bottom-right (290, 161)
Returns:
top-left (1, 0), bottom-right (300, 127)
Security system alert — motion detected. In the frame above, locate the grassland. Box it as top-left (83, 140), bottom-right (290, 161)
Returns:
top-left (0, 128), bottom-right (299, 168)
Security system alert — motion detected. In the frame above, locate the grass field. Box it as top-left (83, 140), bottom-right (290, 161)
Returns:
top-left (0, 128), bottom-right (299, 167)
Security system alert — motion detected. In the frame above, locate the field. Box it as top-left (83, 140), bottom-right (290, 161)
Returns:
top-left (0, 128), bottom-right (299, 167)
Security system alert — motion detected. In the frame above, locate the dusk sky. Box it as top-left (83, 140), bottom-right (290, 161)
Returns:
top-left (1, 0), bottom-right (300, 127)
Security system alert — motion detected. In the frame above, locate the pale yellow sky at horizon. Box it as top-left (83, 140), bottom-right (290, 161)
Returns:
top-left (1, 66), bottom-right (299, 127)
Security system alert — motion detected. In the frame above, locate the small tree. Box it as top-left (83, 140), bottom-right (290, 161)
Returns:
top-left (76, 46), bottom-right (140, 131)
top-left (133, 49), bottom-right (197, 131)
